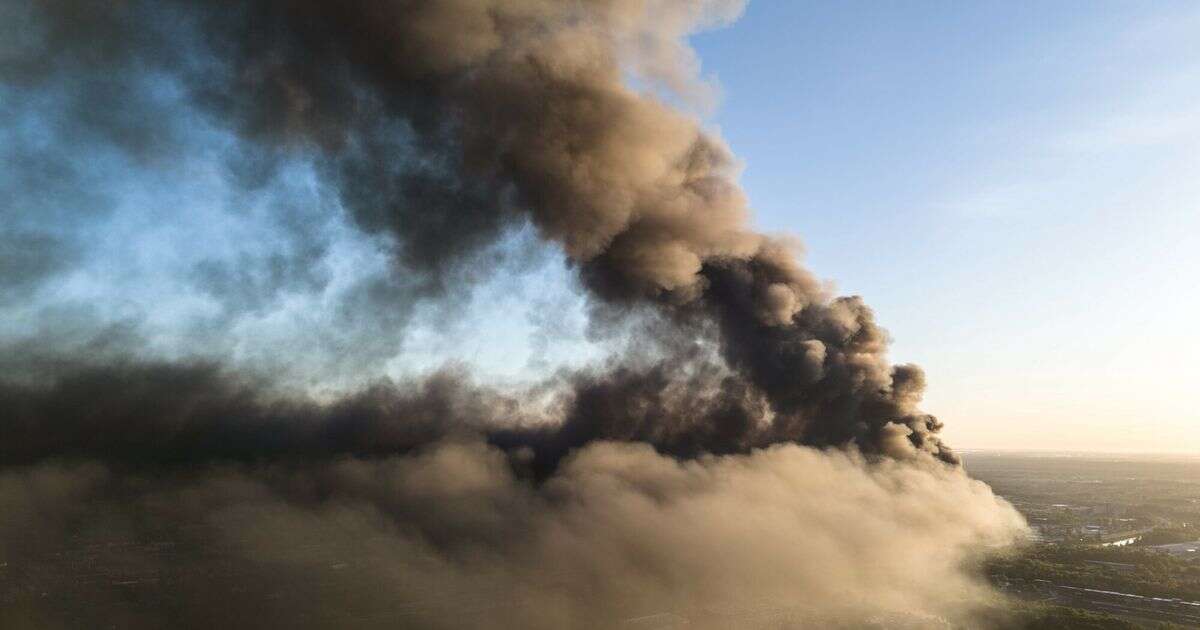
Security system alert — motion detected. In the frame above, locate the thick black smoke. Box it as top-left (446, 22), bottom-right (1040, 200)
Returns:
top-left (1, 0), bottom-right (951, 464)
top-left (0, 1), bottom-right (1026, 627)
top-left (0, 361), bottom-right (503, 468)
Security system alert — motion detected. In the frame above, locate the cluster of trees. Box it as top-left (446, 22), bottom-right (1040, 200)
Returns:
top-left (971, 600), bottom-right (1190, 629)
top-left (1136, 526), bottom-right (1198, 546)
top-left (988, 545), bottom-right (1200, 602)
top-left (1000, 603), bottom-right (1157, 630)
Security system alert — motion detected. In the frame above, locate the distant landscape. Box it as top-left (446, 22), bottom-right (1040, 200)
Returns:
top-left (964, 452), bottom-right (1200, 628)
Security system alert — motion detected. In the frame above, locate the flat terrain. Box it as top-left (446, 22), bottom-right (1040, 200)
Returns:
top-left (965, 451), bottom-right (1200, 628)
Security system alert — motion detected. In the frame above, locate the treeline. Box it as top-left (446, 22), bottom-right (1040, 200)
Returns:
top-left (987, 545), bottom-right (1200, 602)
top-left (1136, 526), bottom-right (1199, 547)
top-left (971, 599), bottom-right (1192, 630)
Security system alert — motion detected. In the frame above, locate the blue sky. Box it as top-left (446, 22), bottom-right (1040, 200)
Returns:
top-left (693, 2), bottom-right (1200, 451)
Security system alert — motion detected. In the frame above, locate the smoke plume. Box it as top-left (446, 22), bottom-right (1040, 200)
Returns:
top-left (0, 1), bottom-right (1026, 627)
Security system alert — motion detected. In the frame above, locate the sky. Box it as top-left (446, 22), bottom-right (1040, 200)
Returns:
top-left (2, 1), bottom-right (1197, 455)
top-left (692, 2), bottom-right (1200, 452)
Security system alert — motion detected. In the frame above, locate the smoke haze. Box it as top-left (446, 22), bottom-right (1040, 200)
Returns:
top-left (1, 1), bottom-right (1026, 627)
top-left (3, 441), bottom-right (1023, 629)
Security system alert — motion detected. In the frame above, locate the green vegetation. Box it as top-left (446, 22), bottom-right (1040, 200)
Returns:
top-left (966, 453), bottom-right (1200, 628)
top-left (1136, 526), bottom-right (1199, 547)
top-left (969, 599), bottom-right (1192, 630)
top-left (988, 545), bottom-right (1200, 602)
top-left (1002, 603), bottom-right (1185, 630)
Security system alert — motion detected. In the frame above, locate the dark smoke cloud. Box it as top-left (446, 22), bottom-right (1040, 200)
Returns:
top-left (5, 0), bottom-right (951, 460)
top-left (0, 350), bottom-right (821, 478)
top-left (0, 1), bottom-right (1027, 627)
top-left (0, 360), bottom-right (509, 468)
top-left (0, 360), bottom-right (1024, 628)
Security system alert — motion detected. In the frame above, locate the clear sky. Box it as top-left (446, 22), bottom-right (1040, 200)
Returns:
top-left (692, 2), bottom-right (1200, 452)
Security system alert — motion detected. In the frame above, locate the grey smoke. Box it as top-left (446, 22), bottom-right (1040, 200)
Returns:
top-left (2, 0), bottom-right (954, 460)
top-left (1, 441), bottom-right (1025, 629)
top-left (0, 1), bottom-right (1028, 627)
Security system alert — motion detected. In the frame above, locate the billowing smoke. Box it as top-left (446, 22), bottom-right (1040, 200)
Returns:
top-left (0, 1), bottom-right (1026, 627)
top-left (2, 440), bottom-right (1023, 629)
